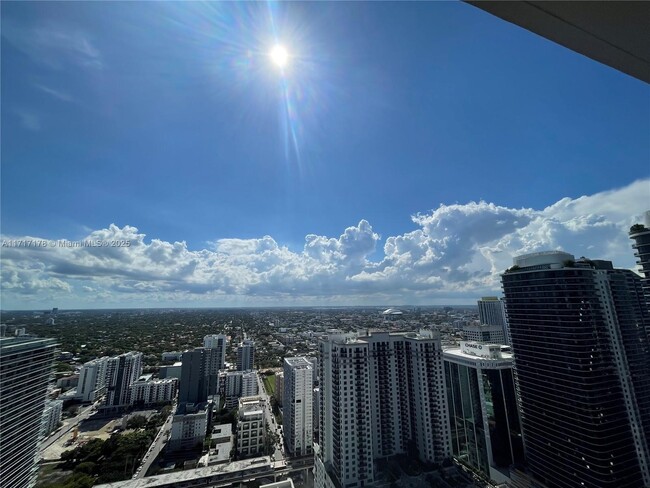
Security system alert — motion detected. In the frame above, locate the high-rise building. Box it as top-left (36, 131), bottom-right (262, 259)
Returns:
top-left (236, 339), bottom-right (255, 371)
top-left (203, 334), bottom-right (227, 373)
top-left (179, 348), bottom-right (210, 405)
top-left (477, 296), bottom-right (509, 344)
top-left (502, 251), bottom-right (650, 488)
top-left (315, 330), bottom-right (451, 488)
top-left (76, 356), bottom-right (109, 403)
top-left (104, 352), bottom-right (143, 409)
top-left (283, 357), bottom-right (314, 457)
top-left (444, 341), bottom-right (524, 484)
top-left (220, 370), bottom-right (259, 409)
top-left (0, 336), bottom-right (57, 488)
top-left (630, 210), bottom-right (650, 307)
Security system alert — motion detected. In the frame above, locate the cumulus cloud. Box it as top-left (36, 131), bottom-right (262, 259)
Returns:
top-left (1, 179), bottom-right (647, 308)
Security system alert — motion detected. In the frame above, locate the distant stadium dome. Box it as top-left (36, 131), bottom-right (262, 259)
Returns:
top-left (382, 308), bottom-right (403, 315)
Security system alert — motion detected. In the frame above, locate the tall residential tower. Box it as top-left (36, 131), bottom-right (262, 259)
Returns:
top-left (315, 330), bottom-right (451, 488)
top-left (283, 357), bottom-right (314, 457)
top-left (502, 251), bottom-right (650, 488)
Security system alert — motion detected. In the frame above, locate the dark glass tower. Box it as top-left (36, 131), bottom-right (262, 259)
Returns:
top-left (444, 343), bottom-right (524, 484)
top-left (0, 337), bottom-right (57, 488)
top-left (501, 251), bottom-right (650, 488)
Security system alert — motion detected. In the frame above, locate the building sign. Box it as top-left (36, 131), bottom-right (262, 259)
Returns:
top-left (461, 341), bottom-right (501, 359)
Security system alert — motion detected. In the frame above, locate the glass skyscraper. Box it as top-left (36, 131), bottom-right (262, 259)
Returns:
top-left (444, 342), bottom-right (524, 484)
top-left (0, 336), bottom-right (57, 488)
top-left (502, 251), bottom-right (650, 488)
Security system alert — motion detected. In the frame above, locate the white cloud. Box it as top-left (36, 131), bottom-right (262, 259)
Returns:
top-left (1, 179), bottom-right (647, 308)
top-left (2, 19), bottom-right (103, 70)
top-left (33, 83), bottom-right (74, 103)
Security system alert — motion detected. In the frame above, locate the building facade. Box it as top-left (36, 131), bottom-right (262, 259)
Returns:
top-left (502, 251), bottom-right (650, 488)
top-left (461, 324), bottom-right (506, 344)
top-left (444, 341), bottom-right (524, 484)
top-left (236, 339), bottom-right (255, 371)
top-left (0, 336), bottom-right (57, 488)
top-left (236, 396), bottom-right (267, 458)
top-left (283, 357), bottom-right (314, 457)
top-left (104, 352), bottom-right (143, 409)
top-left (630, 211), bottom-right (650, 308)
top-left (203, 334), bottom-right (227, 373)
top-left (130, 378), bottom-right (178, 406)
top-left (179, 348), bottom-right (210, 405)
top-left (41, 399), bottom-right (64, 437)
top-left (221, 370), bottom-right (259, 409)
top-left (169, 403), bottom-right (211, 451)
top-left (77, 356), bottom-right (108, 403)
top-left (316, 330), bottom-right (451, 488)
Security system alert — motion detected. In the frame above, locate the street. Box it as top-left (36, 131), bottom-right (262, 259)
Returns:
top-left (256, 372), bottom-right (285, 462)
top-left (133, 403), bottom-right (176, 479)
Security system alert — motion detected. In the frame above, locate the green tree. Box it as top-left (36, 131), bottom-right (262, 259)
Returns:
top-left (126, 415), bottom-right (148, 430)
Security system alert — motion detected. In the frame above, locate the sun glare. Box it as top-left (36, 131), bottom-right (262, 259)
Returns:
top-left (270, 44), bottom-right (289, 68)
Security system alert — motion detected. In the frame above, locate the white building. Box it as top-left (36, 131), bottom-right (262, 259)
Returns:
top-left (169, 404), bottom-right (210, 451)
top-left (221, 371), bottom-right (259, 409)
top-left (237, 396), bottom-right (267, 458)
top-left (76, 357), bottom-right (109, 403)
top-left (130, 378), bottom-right (178, 406)
top-left (236, 339), bottom-right (255, 371)
top-left (104, 352), bottom-right (143, 408)
top-left (283, 357), bottom-right (313, 457)
top-left (203, 334), bottom-right (227, 373)
top-left (462, 324), bottom-right (506, 344)
top-left (41, 399), bottom-right (63, 437)
top-left (316, 330), bottom-right (451, 488)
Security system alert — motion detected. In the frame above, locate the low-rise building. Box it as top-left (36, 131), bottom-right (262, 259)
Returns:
top-left (41, 399), bottom-right (63, 437)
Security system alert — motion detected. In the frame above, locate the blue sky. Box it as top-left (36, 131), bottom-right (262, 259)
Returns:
top-left (1, 2), bottom-right (649, 309)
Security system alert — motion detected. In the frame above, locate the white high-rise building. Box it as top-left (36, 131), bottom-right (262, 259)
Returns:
top-left (221, 371), bottom-right (259, 408)
top-left (236, 339), bottom-right (255, 371)
top-left (283, 357), bottom-right (314, 457)
top-left (477, 297), bottom-right (509, 344)
top-left (316, 330), bottom-right (451, 488)
top-left (274, 371), bottom-right (284, 405)
top-left (76, 357), bottom-right (109, 403)
top-left (104, 352), bottom-right (143, 408)
top-left (203, 334), bottom-right (227, 373)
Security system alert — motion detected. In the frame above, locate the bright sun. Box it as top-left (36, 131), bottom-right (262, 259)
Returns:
top-left (270, 44), bottom-right (289, 68)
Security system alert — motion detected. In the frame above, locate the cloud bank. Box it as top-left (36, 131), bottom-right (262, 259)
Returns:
top-left (1, 179), bottom-right (648, 309)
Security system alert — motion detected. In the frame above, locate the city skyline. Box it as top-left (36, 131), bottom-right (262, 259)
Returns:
top-left (2, 2), bottom-right (648, 309)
